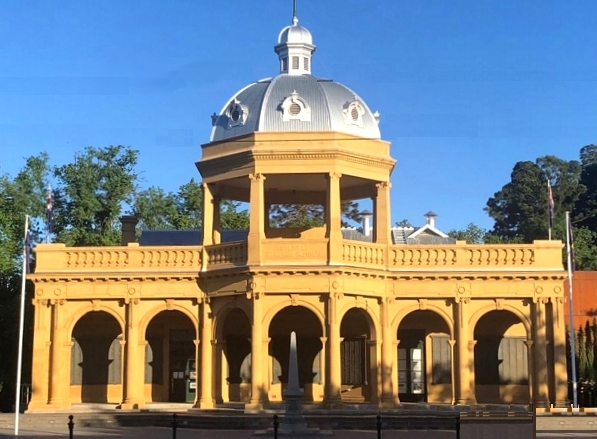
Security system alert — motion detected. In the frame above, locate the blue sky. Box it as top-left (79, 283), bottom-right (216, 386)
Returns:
top-left (1, 0), bottom-right (595, 232)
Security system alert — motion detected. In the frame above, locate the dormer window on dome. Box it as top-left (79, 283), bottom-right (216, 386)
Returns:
top-left (227, 99), bottom-right (248, 129)
top-left (281, 90), bottom-right (311, 121)
top-left (343, 100), bottom-right (365, 128)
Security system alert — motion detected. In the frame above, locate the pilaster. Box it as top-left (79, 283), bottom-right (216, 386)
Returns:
top-left (448, 339), bottom-right (456, 405)
top-left (326, 173), bottom-right (342, 264)
top-left (552, 296), bottom-right (569, 407)
top-left (380, 297), bottom-right (394, 406)
top-left (48, 300), bottom-right (70, 410)
top-left (121, 299), bottom-right (143, 410)
top-left (28, 299), bottom-right (52, 410)
top-left (201, 182), bottom-right (215, 272)
top-left (524, 340), bottom-right (535, 405)
top-left (198, 299), bottom-right (215, 408)
top-left (246, 291), bottom-right (265, 410)
top-left (248, 174), bottom-right (266, 266)
top-left (534, 298), bottom-right (550, 407)
top-left (373, 182), bottom-right (391, 244)
top-left (324, 292), bottom-right (342, 406)
top-left (455, 299), bottom-right (475, 405)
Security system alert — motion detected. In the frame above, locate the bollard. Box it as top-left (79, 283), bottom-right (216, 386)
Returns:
top-left (376, 414), bottom-right (382, 439)
top-left (171, 413), bottom-right (178, 439)
top-left (455, 415), bottom-right (460, 439)
top-left (273, 414), bottom-right (279, 439)
top-left (67, 415), bottom-right (74, 439)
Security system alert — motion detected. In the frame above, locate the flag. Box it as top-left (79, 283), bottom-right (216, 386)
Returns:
top-left (568, 219), bottom-right (576, 272)
top-left (46, 183), bottom-right (53, 235)
top-left (547, 179), bottom-right (555, 229)
top-left (24, 229), bottom-right (31, 274)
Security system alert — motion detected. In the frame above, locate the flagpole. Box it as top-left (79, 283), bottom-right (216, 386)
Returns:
top-left (14, 214), bottom-right (29, 435)
top-left (566, 211), bottom-right (578, 408)
top-left (547, 179), bottom-right (554, 241)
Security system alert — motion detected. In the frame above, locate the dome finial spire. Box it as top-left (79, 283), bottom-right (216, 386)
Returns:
top-left (292, 0), bottom-right (298, 24)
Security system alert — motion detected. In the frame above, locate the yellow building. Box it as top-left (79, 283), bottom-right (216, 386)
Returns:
top-left (27, 12), bottom-right (568, 412)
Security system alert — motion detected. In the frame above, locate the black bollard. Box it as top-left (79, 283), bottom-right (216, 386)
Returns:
top-left (455, 415), bottom-right (460, 439)
top-left (376, 414), bottom-right (382, 439)
top-left (67, 415), bottom-right (74, 439)
top-left (273, 414), bottom-right (279, 439)
top-left (171, 413), bottom-right (178, 439)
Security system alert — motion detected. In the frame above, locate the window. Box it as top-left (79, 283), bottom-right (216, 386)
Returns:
top-left (303, 57), bottom-right (309, 72)
top-left (226, 99), bottom-right (248, 129)
top-left (281, 91), bottom-right (311, 121)
top-left (431, 335), bottom-right (451, 384)
top-left (282, 57), bottom-right (288, 72)
top-left (343, 100), bottom-right (365, 127)
top-left (292, 56), bottom-right (299, 70)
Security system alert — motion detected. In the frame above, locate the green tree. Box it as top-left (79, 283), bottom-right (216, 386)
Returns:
top-left (269, 201), bottom-right (362, 228)
top-left (53, 146), bottom-right (139, 246)
top-left (575, 144), bottom-right (597, 233)
top-left (447, 223), bottom-right (487, 244)
top-left (394, 219), bottom-right (412, 227)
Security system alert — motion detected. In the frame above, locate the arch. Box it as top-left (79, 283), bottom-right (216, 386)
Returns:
top-left (391, 302), bottom-right (454, 339)
top-left (139, 302), bottom-right (199, 341)
top-left (262, 298), bottom-right (326, 337)
top-left (468, 303), bottom-right (531, 340)
top-left (70, 310), bottom-right (123, 404)
top-left (213, 300), bottom-right (251, 342)
top-left (65, 302), bottom-right (125, 340)
top-left (338, 301), bottom-right (381, 341)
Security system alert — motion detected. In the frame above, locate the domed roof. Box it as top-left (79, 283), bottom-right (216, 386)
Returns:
top-left (278, 17), bottom-right (313, 46)
top-left (210, 75), bottom-right (381, 142)
top-left (209, 9), bottom-right (381, 143)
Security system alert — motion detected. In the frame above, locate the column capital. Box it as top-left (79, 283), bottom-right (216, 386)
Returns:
top-left (249, 173), bottom-right (266, 182)
top-left (524, 339), bottom-right (535, 348)
top-left (375, 181), bottom-right (391, 190)
top-left (327, 172), bottom-right (342, 180)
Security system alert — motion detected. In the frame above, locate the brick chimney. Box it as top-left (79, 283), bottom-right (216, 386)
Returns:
top-left (120, 215), bottom-right (138, 245)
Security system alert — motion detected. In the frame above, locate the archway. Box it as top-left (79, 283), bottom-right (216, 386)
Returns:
top-left (339, 308), bottom-right (376, 403)
top-left (268, 306), bottom-right (323, 402)
top-left (473, 310), bottom-right (529, 404)
top-left (397, 310), bottom-right (452, 403)
top-left (220, 308), bottom-right (252, 403)
top-left (144, 310), bottom-right (196, 403)
top-left (71, 311), bottom-right (123, 403)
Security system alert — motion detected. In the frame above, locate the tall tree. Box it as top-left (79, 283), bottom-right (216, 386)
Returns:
top-left (269, 201), bottom-right (362, 228)
top-left (447, 223), bottom-right (488, 244)
top-left (53, 146), bottom-right (139, 246)
top-left (575, 144), bottom-right (597, 233)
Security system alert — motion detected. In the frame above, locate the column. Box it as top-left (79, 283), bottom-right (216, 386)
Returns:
top-left (247, 174), bottom-right (266, 265)
top-left (121, 300), bottom-right (143, 409)
top-left (534, 299), bottom-right (550, 407)
top-left (552, 297), bottom-right (569, 407)
top-left (326, 173), bottom-right (342, 264)
top-left (380, 297), bottom-right (394, 406)
top-left (524, 340), bottom-right (535, 406)
top-left (468, 340), bottom-right (477, 402)
top-left (28, 300), bottom-right (52, 410)
top-left (247, 292), bottom-right (265, 409)
top-left (455, 300), bottom-right (475, 405)
top-left (325, 292), bottom-right (342, 406)
top-left (201, 182), bottom-right (214, 272)
top-left (213, 197), bottom-right (221, 244)
top-left (374, 182), bottom-right (391, 244)
top-left (48, 300), bottom-right (69, 409)
top-left (198, 300), bottom-right (214, 408)
top-left (448, 339), bottom-right (456, 405)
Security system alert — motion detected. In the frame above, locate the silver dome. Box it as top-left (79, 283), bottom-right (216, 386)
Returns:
top-left (210, 74), bottom-right (381, 142)
top-left (278, 18), bottom-right (313, 46)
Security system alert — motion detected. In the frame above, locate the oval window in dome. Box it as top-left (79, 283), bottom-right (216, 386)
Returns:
top-left (289, 102), bottom-right (302, 116)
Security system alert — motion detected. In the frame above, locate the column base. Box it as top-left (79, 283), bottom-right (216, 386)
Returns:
top-left (322, 398), bottom-right (343, 409)
top-left (553, 399), bottom-right (569, 408)
top-left (119, 401), bottom-right (143, 410)
top-left (245, 401), bottom-right (264, 412)
top-left (193, 398), bottom-right (215, 409)
top-left (378, 400), bottom-right (396, 409)
top-left (27, 400), bottom-right (70, 412)
top-left (456, 398), bottom-right (476, 405)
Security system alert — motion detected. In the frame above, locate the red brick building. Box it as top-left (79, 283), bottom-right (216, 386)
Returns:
top-left (565, 271), bottom-right (597, 330)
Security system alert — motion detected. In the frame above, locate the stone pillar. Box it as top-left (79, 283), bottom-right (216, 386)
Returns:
top-left (468, 340), bottom-right (477, 402)
top-left (525, 340), bottom-right (535, 405)
top-left (213, 197), bottom-right (221, 245)
top-left (448, 339), bottom-right (456, 405)
top-left (534, 299), bottom-right (550, 407)
top-left (28, 299), bottom-right (52, 410)
top-left (393, 340), bottom-right (400, 404)
top-left (121, 300), bottom-right (143, 409)
top-left (326, 173), bottom-right (342, 264)
top-left (455, 299), bottom-right (475, 405)
top-left (248, 174), bottom-right (266, 266)
top-left (374, 182), bottom-right (391, 244)
top-left (48, 300), bottom-right (69, 409)
top-left (247, 292), bottom-right (265, 410)
top-left (553, 297), bottom-right (569, 407)
top-left (325, 292), bottom-right (342, 406)
top-left (202, 182), bottom-right (214, 246)
top-left (380, 297), bottom-right (394, 406)
top-left (198, 300), bottom-right (214, 408)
